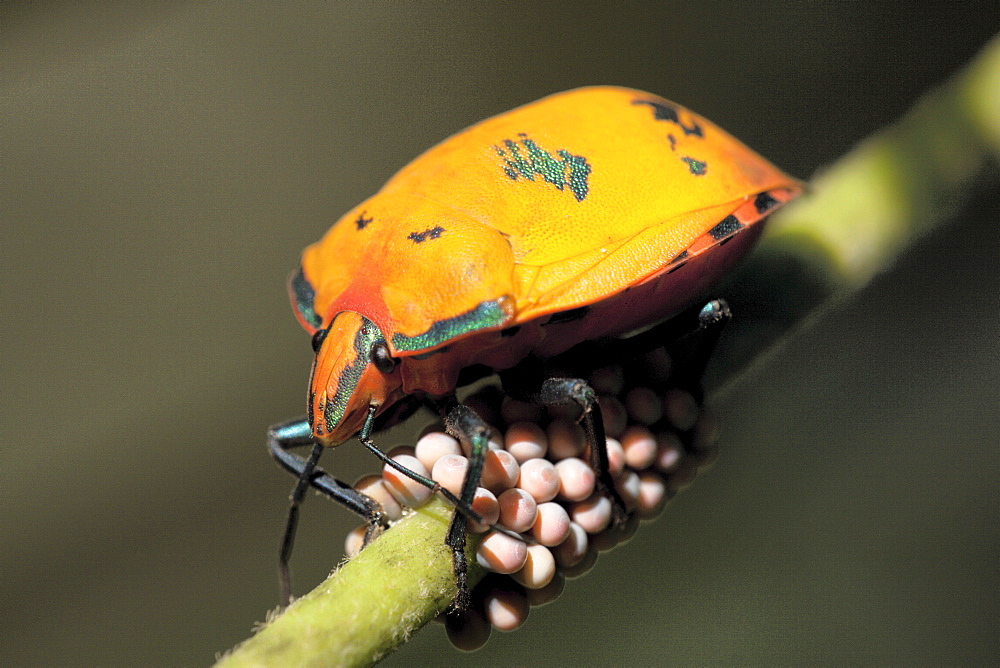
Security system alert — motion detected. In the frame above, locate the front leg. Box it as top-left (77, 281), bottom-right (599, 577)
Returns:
top-left (268, 417), bottom-right (387, 606)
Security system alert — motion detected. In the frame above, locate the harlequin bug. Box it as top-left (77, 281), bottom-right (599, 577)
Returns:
top-left (270, 86), bottom-right (801, 608)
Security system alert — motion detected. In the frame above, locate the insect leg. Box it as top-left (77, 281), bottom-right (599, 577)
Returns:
top-left (500, 368), bottom-right (629, 527)
top-left (669, 298), bottom-right (732, 397)
top-left (608, 298), bottom-right (731, 400)
top-left (562, 299), bottom-right (731, 373)
top-left (268, 417), bottom-right (386, 606)
top-left (441, 403), bottom-right (493, 612)
top-left (358, 402), bottom-right (507, 611)
top-left (356, 405), bottom-right (488, 528)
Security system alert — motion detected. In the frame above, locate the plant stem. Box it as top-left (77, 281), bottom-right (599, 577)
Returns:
top-left (217, 498), bottom-right (482, 668)
top-left (712, 33), bottom-right (1000, 390)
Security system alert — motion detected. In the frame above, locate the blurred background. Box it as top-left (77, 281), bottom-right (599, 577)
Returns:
top-left (2, 2), bottom-right (998, 665)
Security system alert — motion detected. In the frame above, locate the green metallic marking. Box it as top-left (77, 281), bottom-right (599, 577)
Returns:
top-left (494, 134), bottom-right (590, 202)
top-left (324, 316), bottom-right (383, 433)
top-left (523, 136), bottom-right (566, 190)
top-left (681, 156), bottom-right (707, 176)
top-left (558, 149), bottom-right (591, 201)
top-left (496, 142), bottom-right (521, 180)
top-left (291, 266), bottom-right (322, 329)
top-left (392, 300), bottom-right (510, 352)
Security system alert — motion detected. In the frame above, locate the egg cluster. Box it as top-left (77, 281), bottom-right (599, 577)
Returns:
top-left (346, 347), bottom-right (718, 649)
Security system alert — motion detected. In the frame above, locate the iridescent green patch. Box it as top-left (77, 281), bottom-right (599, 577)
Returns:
top-left (495, 134), bottom-right (591, 202)
top-left (392, 299), bottom-right (510, 352)
top-left (291, 267), bottom-right (322, 329)
top-left (324, 316), bottom-right (383, 433)
top-left (681, 156), bottom-right (707, 176)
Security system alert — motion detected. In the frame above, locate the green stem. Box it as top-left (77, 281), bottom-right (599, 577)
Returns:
top-left (217, 33), bottom-right (1000, 668)
top-left (218, 498), bottom-right (483, 668)
top-left (712, 33), bottom-right (1000, 389)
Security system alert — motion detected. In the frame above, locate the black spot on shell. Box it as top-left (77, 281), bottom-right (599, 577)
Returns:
top-left (754, 191), bottom-right (780, 214)
top-left (408, 226), bottom-right (446, 243)
top-left (632, 99), bottom-right (703, 137)
top-left (355, 212), bottom-right (373, 230)
top-left (708, 215), bottom-right (743, 240)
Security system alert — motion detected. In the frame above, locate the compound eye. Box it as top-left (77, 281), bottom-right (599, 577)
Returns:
top-left (370, 340), bottom-right (397, 374)
top-left (311, 327), bottom-right (329, 353)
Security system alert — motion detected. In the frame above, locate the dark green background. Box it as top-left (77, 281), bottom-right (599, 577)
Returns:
top-left (2, 2), bottom-right (998, 665)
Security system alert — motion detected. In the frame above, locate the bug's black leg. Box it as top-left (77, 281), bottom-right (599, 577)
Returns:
top-left (560, 299), bottom-right (731, 374)
top-left (276, 406), bottom-right (518, 611)
top-left (354, 405), bottom-right (489, 531)
top-left (566, 299), bottom-right (731, 401)
top-left (500, 368), bottom-right (629, 528)
top-left (670, 299), bottom-right (732, 398)
top-left (441, 403), bottom-right (493, 612)
top-left (355, 402), bottom-right (504, 611)
top-left (268, 417), bottom-right (386, 606)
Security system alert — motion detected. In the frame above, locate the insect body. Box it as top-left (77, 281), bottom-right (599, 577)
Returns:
top-left (270, 86), bottom-right (802, 607)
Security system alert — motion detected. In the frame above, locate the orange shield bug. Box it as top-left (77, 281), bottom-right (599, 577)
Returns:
top-left (269, 86), bottom-right (802, 608)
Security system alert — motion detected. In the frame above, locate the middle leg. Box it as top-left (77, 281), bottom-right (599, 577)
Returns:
top-left (499, 368), bottom-right (629, 528)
